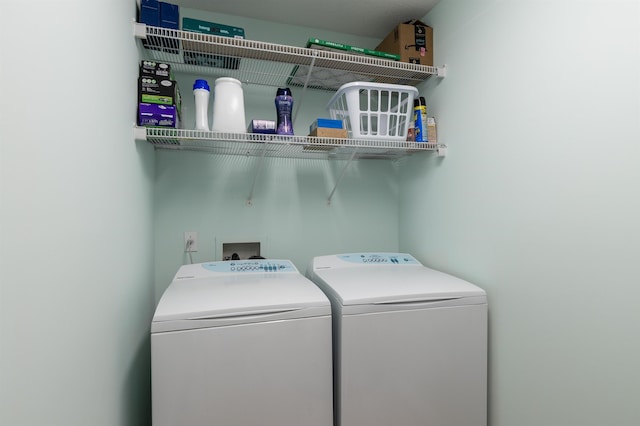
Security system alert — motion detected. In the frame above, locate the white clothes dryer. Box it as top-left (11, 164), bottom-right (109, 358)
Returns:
top-left (306, 253), bottom-right (487, 426)
top-left (152, 259), bottom-right (333, 426)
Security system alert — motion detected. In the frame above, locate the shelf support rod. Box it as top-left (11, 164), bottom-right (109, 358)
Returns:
top-left (246, 141), bottom-right (269, 206)
top-left (327, 148), bottom-right (358, 206)
top-left (292, 53), bottom-right (317, 127)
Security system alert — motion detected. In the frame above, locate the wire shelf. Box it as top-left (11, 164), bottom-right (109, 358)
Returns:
top-left (134, 23), bottom-right (440, 91)
top-left (135, 127), bottom-right (444, 160)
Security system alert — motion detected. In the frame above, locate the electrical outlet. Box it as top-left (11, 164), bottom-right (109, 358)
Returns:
top-left (184, 232), bottom-right (198, 252)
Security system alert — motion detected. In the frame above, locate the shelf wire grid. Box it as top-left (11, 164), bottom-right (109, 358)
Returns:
top-left (134, 23), bottom-right (446, 159)
top-left (137, 24), bottom-right (438, 90)
top-left (140, 128), bottom-right (442, 160)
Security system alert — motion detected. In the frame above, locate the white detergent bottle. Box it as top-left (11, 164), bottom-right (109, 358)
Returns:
top-left (193, 79), bottom-right (211, 131)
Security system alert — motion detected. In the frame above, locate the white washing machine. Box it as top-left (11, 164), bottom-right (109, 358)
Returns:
top-left (152, 259), bottom-right (333, 426)
top-left (306, 253), bottom-right (487, 426)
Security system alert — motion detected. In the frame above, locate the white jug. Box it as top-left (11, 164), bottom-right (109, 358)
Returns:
top-left (211, 77), bottom-right (246, 133)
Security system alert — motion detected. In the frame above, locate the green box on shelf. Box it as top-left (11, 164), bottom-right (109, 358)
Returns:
top-left (306, 38), bottom-right (399, 61)
top-left (182, 17), bottom-right (245, 38)
top-left (182, 17), bottom-right (245, 70)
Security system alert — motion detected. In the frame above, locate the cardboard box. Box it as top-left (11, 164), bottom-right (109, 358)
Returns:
top-left (375, 20), bottom-right (433, 66)
top-left (306, 38), bottom-right (399, 61)
top-left (309, 128), bottom-right (348, 139)
top-left (139, 60), bottom-right (173, 79)
top-left (139, 0), bottom-right (160, 27)
top-left (137, 77), bottom-right (182, 120)
top-left (138, 103), bottom-right (179, 127)
top-left (138, 77), bottom-right (180, 105)
top-left (310, 118), bottom-right (343, 134)
top-left (159, 2), bottom-right (179, 29)
top-left (182, 17), bottom-right (245, 38)
top-left (427, 117), bottom-right (437, 144)
top-left (139, 1), bottom-right (179, 53)
top-left (248, 119), bottom-right (276, 134)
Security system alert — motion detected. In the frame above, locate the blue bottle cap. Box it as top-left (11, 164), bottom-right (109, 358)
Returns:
top-left (276, 88), bottom-right (292, 96)
top-left (193, 79), bottom-right (210, 91)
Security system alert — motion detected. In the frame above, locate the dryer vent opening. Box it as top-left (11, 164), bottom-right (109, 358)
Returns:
top-left (222, 242), bottom-right (261, 260)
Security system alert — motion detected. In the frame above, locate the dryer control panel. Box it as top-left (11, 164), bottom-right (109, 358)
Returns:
top-left (338, 253), bottom-right (420, 265)
top-left (201, 259), bottom-right (297, 273)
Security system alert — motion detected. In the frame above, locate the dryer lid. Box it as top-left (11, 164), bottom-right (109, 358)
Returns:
top-left (152, 260), bottom-right (330, 331)
top-left (309, 253), bottom-right (486, 307)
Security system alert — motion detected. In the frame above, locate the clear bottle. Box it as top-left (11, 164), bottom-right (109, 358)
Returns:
top-left (193, 79), bottom-right (210, 131)
top-left (275, 88), bottom-right (294, 135)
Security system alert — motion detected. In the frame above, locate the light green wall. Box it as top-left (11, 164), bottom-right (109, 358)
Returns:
top-left (0, 1), bottom-right (155, 425)
top-left (153, 10), bottom-right (404, 298)
top-left (5, 2), bottom-right (636, 425)
top-left (401, 1), bottom-right (640, 425)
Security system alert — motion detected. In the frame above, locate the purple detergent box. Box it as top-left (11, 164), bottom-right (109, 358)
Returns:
top-left (138, 103), bottom-right (179, 127)
top-left (248, 119), bottom-right (276, 134)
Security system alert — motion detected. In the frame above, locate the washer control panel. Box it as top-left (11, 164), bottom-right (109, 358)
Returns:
top-left (201, 259), bottom-right (297, 273)
top-left (338, 253), bottom-right (419, 265)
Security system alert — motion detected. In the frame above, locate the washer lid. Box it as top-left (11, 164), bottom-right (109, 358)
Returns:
top-left (152, 260), bottom-right (330, 332)
top-left (308, 253), bottom-right (486, 307)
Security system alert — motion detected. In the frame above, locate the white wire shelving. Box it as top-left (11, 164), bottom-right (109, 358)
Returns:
top-left (133, 22), bottom-right (447, 159)
top-left (134, 127), bottom-right (446, 160)
top-left (134, 127), bottom-right (446, 205)
top-left (133, 23), bottom-right (445, 91)
top-left (133, 22), bottom-right (447, 203)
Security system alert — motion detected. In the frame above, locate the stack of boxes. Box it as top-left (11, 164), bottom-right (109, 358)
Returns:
top-left (137, 61), bottom-right (182, 128)
top-left (138, 1), bottom-right (180, 53)
top-left (138, 0), bottom-right (179, 29)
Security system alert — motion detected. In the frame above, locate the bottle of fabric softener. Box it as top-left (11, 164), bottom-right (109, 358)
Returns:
top-left (275, 88), bottom-right (294, 135)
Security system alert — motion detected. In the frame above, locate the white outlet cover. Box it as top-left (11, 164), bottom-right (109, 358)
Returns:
top-left (184, 232), bottom-right (198, 252)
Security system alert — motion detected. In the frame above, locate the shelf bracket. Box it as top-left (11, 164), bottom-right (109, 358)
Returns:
top-left (133, 125), bottom-right (147, 141)
top-left (327, 149), bottom-right (358, 206)
top-left (246, 141), bottom-right (269, 206)
top-left (133, 22), bottom-right (147, 40)
top-left (292, 53), bottom-right (317, 127)
top-left (437, 64), bottom-right (447, 78)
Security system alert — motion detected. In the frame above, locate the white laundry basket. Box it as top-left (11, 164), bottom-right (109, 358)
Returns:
top-left (326, 82), bottom-right (419, 141)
